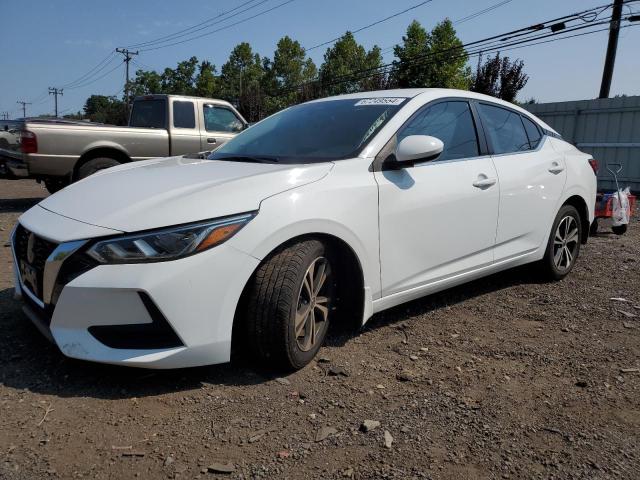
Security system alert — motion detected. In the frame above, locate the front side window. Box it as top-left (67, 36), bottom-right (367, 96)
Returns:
top-left (522, 116), bottom-right (542, 149)
top-left (478, 103), bottom-right (530, 154)
top-left (204, 105), bottom-right (244, 133)
top-left (173, 101), bottom-right (195, 129)
top-left (398, 101), bottom-right (479, 161)
top-left (209, 97), bottom-right (407, 163)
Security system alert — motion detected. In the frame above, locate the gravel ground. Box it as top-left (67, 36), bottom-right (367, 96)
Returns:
top-left (1, 179), bottom-right (639, 480)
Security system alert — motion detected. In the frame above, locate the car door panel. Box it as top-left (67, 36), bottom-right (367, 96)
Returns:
top-left (375, 100), bottom-right (499, 297)
top-left (476, 103), bottom-right (567, 261)
top-left (375, 158), bottom-right (499, 295)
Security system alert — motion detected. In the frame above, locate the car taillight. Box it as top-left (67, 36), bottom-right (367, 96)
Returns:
top-left (21, 130), bottom-right (38, 154)
top-left (588, 159), bottom-right (598, 174)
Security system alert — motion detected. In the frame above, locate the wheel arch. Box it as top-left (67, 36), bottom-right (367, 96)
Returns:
top-left (231, 232), bottom-right (367, 357)
top-left (562, 194), bottom-right (590, 244)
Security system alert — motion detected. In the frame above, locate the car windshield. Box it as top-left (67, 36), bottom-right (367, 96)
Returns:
top-left (208, 97), bottom-right (407, 163)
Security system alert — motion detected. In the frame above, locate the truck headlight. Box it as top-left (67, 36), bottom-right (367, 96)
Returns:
top-left (87, 213), bottom-right (254, 264)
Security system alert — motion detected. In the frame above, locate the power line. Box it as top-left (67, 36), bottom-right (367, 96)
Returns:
top-left (281, 3), bottom-right (636, 95)
top-left (63, 59), bottom-right (125, 91)
top-left (48, 88), bottom-right (63, 117)
top-left (126, 0), bottom-right (270, 49)
top-left (380, 0), bottom-right (518, 56)
top-left (61, 51), bottom-right (117, 89)
top-left (305, 0), bottom-right (435, 52)
top-left (16, 100), bottom-right (32, 118)
top-left (138, 0), bottom-right (299, 52)
top-left (116, 48), bottom-right (139, 116)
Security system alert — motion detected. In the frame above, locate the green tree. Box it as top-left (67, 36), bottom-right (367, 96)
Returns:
top-left (194, 60), bottom-right (220, 98)
top-left (127, 69), bottom-right (162, 97)
top-left (262, 36), bottom-right (317, 113)
top-left (318, 32), bottom-right (384, 96)
top-left (220, 42), bottom-right (266, 121)
top-left (83, 95), bottom-right (126, 125)
top-left (471, 53), bottom-right (529, 102)
top-left (392, 19), bottom-right (471, 89)
top-left (161, 56), bottom-right (199, 95)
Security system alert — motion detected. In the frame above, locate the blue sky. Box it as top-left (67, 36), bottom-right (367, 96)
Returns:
top-left (2, 0), bottom-right (639, 118)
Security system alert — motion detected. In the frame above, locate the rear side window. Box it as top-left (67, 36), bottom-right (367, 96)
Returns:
top-left (478, 103), bottom-right (530, 154)
top-left (173, 101), bottom-right (195, 129)
top-left (129, 99), bottom-right (166, 128)
top-left (203, 105), bottom-right (244, 132)
top-left (398, 101), bottom-right (479, 161)
top-left (522, 116), bottom-right (542, 149)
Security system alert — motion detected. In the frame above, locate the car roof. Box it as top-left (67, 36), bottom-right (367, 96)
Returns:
top-left (310, 88), bottom-right (557, 134)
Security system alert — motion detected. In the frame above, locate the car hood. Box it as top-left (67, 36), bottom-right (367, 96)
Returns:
top-left (40, 156), bottom-right (333, 232)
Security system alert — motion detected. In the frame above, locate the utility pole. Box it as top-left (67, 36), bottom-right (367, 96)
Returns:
top-left (599, 0), bottom-right (623, 98)
top-left (116, 48), bottom-right (139, 117)
top-left (48, 87), bottom-right (63, 117)
top-left (16, 101), bottom-right (32, 118)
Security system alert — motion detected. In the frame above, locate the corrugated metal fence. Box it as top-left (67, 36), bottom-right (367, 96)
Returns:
top-left (524, 96), bottom-right (640, 192)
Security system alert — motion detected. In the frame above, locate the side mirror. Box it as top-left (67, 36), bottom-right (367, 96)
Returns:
top-left (395, 135), bottom-right (444, 164)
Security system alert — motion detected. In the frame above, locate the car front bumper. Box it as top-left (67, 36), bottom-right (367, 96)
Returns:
top-left (11, 208), bottom-right (260, 369)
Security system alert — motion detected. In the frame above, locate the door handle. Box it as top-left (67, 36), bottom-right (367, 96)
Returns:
top-left (548, 162), bottom-right (564, 174)
top-left (207, 137), bottom-right (217, 144)
top-left (472, 176), bottom-right (497, 189)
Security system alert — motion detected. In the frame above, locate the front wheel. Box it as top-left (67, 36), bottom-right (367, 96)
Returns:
top-left (540, 205), bottom-right (582, 280)
top-left (244, 240), bottom-right (335, 370)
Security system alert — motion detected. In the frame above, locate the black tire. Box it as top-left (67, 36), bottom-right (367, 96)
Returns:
top-left (77, 157), bottom-right (120, 180)
top-left (589, 218), bottom-right (599, 235)
top-left (245, 239), bottom-right (336, 370)
top-left (612, 224), bottom-right (627, 235)
top-left (541, 205), bottom-right (582, 281)
top-left (44, 178), bottom-right (69, 194)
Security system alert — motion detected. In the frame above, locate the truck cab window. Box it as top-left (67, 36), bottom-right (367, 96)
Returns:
top-left (204, 105), bottom-right (244, 133)
top-left (129, 99), bottom-right (166, 129)
top-left (173, 101), bottom-right (195, 129)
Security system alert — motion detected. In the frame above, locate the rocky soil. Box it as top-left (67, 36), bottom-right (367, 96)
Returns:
top-left (0, 179), bottom-right (639, 479)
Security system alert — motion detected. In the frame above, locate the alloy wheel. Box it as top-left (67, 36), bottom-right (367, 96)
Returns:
top-left (553, 215), bottom-right (579, 271)
top-left (295, 257), bottom-right (332, 352)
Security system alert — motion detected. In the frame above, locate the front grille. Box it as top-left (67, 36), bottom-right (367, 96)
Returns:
top-left (13, 224), bottom-right (58, 303)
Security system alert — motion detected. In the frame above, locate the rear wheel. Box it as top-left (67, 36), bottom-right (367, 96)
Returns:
top-left (541, 205), bottom-right (582, 280)
top-left (77, 157), bottom-right (120, 180)
top-left (244, 240), bottom-right (335, 370)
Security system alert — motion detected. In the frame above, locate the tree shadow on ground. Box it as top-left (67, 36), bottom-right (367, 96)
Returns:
top-left (0, 265), bottom-right (546, 400)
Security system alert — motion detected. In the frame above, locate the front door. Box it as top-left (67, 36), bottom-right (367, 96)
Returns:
top-left (200, 104), bottom-right (245, 152)
top-left (375, 100), bottom-right (500, 297)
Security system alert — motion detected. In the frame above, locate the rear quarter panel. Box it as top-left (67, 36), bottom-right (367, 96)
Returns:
top-left (25, 123), bottom-right (170, 176)
top-left (550, 137), bottom-right (597, 223)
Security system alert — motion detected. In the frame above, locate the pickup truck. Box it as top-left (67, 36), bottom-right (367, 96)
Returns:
top-left (1, 94), bottom-right (248, 193)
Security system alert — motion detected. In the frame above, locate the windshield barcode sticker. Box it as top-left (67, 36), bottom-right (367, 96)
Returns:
top-left (355, 98), bottom-right (405, 106)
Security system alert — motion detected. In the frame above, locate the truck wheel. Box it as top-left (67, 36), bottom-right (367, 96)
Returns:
top-left (244, 239), bottom-right (336, 371)
top-left (77, 157), bottom-right (120, 179)
top-left (44, 178), bottom-right (69, 194)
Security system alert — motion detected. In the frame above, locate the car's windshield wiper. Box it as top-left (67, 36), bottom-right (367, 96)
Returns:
top-left (214, 155), bottom-right (279, 164)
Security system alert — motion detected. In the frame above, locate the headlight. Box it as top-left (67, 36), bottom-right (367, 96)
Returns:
top-left (87, 213), bottom-right (255, 264)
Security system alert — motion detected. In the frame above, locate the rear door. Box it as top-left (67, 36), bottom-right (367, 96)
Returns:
top-left (476, 102), bottom-right (567, 261)
top-left (375, 100), bottom-right (500, 296)
top-left (169, 99), bottom-right (202, 156)
top-left (200, 104), bottom-right (245, 151)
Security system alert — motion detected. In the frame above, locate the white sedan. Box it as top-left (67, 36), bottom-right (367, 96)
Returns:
top-left (11, 89), bottom-right (597, 370)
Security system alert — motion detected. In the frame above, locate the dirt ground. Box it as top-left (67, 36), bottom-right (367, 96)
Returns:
top-left (0, 178), bottom-right (638, 480)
